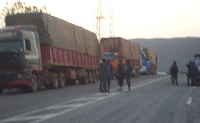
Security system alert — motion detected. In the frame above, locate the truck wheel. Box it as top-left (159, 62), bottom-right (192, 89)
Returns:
top-left (83, 73), bottom-right (89, 84)
top-left (59, 73), bottom-right (66, 88)
top-left (50, 73), bottom-right (59, 89)
top-left (89, 72), bottom-right (93, 83)
top-left (150, 70), bottom-right (153, 75)
top-left (147, 71), bottom-right (150, 75)
top-left (92, 72), bottom-right (97, 83)
top-left (30, 74), bottom-right (38, 92)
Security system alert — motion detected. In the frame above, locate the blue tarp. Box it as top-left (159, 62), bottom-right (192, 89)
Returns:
top-left (141, 52), bottom-right (152, 71)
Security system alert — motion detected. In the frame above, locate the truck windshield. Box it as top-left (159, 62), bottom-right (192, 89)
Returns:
top-left (0, 39), bottom-right (23, 53)
top-left (105, 54), bottom-right (115, 61)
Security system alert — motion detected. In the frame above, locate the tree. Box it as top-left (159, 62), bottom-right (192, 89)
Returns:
top-left (0, 1), bottom-right (48, 27)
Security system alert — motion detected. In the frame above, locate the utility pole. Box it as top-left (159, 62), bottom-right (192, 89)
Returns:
top-left (96, 0), bottom-right (104, 41)
top-left (96, 0), bottom-right (114, 39)
top-left (109, 0), bottom-right (114, 37)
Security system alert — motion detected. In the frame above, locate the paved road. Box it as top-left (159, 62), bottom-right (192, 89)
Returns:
top-left (0, 74), bottom-right (199, 123)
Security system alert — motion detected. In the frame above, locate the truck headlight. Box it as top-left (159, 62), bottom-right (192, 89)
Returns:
top-left (17, 74), bottom-right (23, 79)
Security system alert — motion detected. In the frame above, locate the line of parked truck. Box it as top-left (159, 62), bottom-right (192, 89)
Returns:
top-left (0, 13), bottom-right (157, 93)
top-left (101, 37), bottom-right (157, 78)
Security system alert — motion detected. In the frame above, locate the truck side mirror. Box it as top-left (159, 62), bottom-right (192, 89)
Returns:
top-left (25, 39), bottom-right (31, 51)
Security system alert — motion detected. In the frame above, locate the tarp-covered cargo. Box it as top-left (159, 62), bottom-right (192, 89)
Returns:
top-left (141, 48), bottom-right (157, 65)
top-left (130, 42), bottom-right (141, 60)
top-left (5, 13), bottom-right (101, 58)
top-left (100, 37), bottom-right (140, 60)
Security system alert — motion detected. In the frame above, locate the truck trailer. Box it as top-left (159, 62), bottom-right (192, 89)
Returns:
top-left (0, 13), bottom-right (101, 93)
top-left (100, 37), bottom-right (141, 78)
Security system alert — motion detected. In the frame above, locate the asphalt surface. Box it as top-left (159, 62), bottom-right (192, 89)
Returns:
top-left (0, 74), bottom-right (199, 123)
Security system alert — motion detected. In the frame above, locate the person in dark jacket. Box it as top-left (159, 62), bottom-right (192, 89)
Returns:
top-left (186, 61), bottom-right (192, 86)
top-left (170, 61), bottom-right (179, 86)
top-left (125, 59), bottom-right (133, 91)
top-left (98, 58), bottom-right (106, 92)
top-left (104, 58), bottom-right (113, 92)
top-left (191, 61), bottom-right (198, 86)
top-left (118, 58), bottom-right (125, 91)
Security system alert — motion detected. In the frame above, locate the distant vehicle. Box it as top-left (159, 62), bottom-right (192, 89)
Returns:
top-left (140, 52), bottom-right (151, 75)
top-left (103, 52), bottom-right (125, 78)
top-left (0, 13), bottom-right (101, 93)
top-left (194, 54), bottom-right (200, 82)
top-left (140, 48), bottom-right (157, 75)
top-left (100, 37), bottom-right (141, 78)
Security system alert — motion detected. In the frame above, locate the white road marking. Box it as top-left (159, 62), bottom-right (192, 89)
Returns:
top-left (186, 97), bottom-right (192, 105)
top-left (46, 104), bottom-right (85, 110)
top-left (0, 76), bottom-right (168, 123)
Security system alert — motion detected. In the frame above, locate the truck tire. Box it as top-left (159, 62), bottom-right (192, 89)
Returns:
top-left (147, 71), bottom-right (150, 75)
top-left (150, 69), bottom-right (153, 75)
top-left (59, 73), bottom-right (66, 88)
top-left (83, 72), bottom-right (89, 84)
top-left (50, 73), bottom-right (59, 89)
top-left (30, 74), bottom-right (38, 92)
top-left (89, 72), bottom-right (93, 83)
top-left (92, 72), bottom-right (97, 83)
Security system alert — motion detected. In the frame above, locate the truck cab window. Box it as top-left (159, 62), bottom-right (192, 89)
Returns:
top-left (25, 39), bottom-right (31, 51)
top-left (22, 30), bottom-right (38, 55)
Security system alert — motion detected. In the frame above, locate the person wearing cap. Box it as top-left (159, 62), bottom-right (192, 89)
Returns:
top-left (118, 58), bottom-right (125, 91)
top-left (125, 59), bottom-right (133, 91)
top-left (169, 61), bottom-right (179, 86)
top-left (98, 58), bottom-right (106, 92)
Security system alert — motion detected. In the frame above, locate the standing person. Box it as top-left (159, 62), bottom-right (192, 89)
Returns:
top-left (104, 58), bottom-right (113, 92)
top-left (186, 61), bottom-right (192, 86)
top-left (125, 59), bottom-right (133, 92)
top-left (170, 61), bottom-right (179, 86)
top-left (98, 58), bottom-right (106, 92)
top-left (191, 61), bottom-right (198, 86)
top-left (118, 58), bottom-right (125, 91)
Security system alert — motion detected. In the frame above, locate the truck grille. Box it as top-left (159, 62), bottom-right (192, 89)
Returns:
top-left (0, 72), bottom-right (14, 81)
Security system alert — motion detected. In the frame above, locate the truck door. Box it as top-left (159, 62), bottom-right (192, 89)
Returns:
top-left (21, 30), bottom-right (42, 69)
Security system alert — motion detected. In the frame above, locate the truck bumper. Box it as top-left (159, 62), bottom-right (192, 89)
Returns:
top-left (0, 79), bottom-right (31, 88)
top-left (0, 70), bottom-right (32, 89)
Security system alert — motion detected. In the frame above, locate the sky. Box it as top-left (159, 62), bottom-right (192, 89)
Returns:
top-left (0, 0), bottom-right (200, 39)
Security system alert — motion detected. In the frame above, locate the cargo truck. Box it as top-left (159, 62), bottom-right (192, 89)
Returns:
top-left (0, 13), bottom-right (101, 93)
top-left (140, 48), bottom-right (157, 75)
top-left (100, 37), bottom-right (141, 78)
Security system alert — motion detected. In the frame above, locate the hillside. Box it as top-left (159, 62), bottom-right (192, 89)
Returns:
top-left (130, 37), bottom-right (200, 72)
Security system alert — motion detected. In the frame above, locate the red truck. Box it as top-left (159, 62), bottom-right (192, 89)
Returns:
top-left (0, 13), bottom-right (101, 93)
top-left (100, 37), bottom-right (141, 78)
